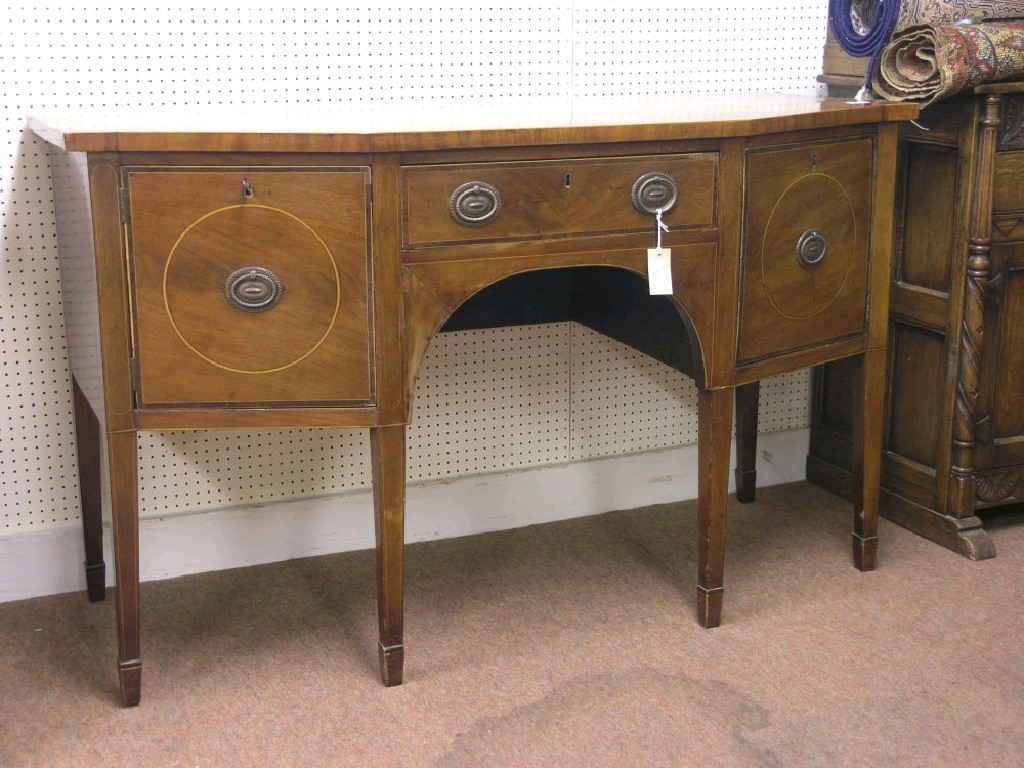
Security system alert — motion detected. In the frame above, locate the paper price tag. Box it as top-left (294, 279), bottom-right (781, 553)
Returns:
top-left (647, 247), bottom-right (673, 295)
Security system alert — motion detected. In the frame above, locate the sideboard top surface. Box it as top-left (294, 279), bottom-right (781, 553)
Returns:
top-left (29, 95), bottom-right (918, 154)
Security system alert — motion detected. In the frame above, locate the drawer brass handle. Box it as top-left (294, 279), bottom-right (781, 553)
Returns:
top-left (796, 229), bottom-right (828, 269)
top-left (224, 267), bottom-right (284, 312)
top-left (450, 181), bottom-right (502, 227)
top-left (631, 172), bottom-right (678, 216)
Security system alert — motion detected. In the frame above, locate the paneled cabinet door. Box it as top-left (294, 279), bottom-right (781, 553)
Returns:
top-left (977, 239), bottom-right (1024, 475)
top-left (125, 167), bottom-right (374, 408)
top-left (738, 138), bottom-right (873, 364)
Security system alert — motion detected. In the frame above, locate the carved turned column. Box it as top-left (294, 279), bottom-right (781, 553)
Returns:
top-left (950, 94), bottom-right (1002, 515)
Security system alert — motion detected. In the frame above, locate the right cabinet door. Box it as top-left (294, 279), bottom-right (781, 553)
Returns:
top-left (738, 137), bottom-right (874, 364)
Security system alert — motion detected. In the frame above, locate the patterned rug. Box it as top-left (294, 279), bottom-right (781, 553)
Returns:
top-left (832, 1), bottom-right (1024, 101)
top-left (891, 1), bottom-right (1022, 28)
top-left (871, 19), bottom-right (1024, 105)
top-left (840, 1), bottom-right (1021, 42)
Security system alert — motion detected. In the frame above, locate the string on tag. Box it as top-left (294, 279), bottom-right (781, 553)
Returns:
top-left (656, 207), bottom-right (669, 249)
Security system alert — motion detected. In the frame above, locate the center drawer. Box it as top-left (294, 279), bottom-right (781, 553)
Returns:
top-left (401, 153), bottom-right (718, 248)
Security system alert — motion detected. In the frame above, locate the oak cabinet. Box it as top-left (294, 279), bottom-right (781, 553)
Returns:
top-left (809, 85), bottom-right (1024, 559)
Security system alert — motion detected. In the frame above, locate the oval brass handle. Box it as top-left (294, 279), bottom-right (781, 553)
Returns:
top-left (224, 267), bottom-right (284, 312)
top-left (796, 229), bottom-right (828, 269)
top-left (631, 172), bottom-right (678, 216)
top-left (450, 181), bottom-right (502, 227)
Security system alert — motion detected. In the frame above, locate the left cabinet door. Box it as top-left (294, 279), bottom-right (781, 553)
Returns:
top-left (125, 167), bottom-right (374, 407)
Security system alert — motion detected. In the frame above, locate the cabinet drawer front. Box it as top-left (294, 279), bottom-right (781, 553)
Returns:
top-left (738, 137), bottom-right (873, 364)
top-left (127, 167), bottom-right (373, 407)
top-left (401, 153), bottom-right (717, 247)
top-left (994, 150), bottom-right (1024, 215)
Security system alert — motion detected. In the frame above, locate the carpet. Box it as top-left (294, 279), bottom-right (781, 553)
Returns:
top-left (1, 482), bottom-right (1022, 767)
top-left (892, 0), bottom-right (1021, 28)
top-left (830, 1), bottom-right (1024, 103)
top-left (872, 19), bottom-right (1024, 105)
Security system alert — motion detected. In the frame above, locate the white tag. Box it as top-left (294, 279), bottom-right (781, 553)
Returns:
top-left (647, 247), bottom-right (673, 295)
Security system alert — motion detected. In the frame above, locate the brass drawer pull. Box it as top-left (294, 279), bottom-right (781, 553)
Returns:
top-left (223, 266), bottom-right (284, 312)
top-left (450, 181), bottom-right (502, 227)
top-left (631, 172), bottom-right (678, 216)
top-left (796, 229), bottom-right (828, 269)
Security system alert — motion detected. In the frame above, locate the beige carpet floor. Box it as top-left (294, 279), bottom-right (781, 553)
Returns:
top-left (2, 481), bottom-right (1022, 767)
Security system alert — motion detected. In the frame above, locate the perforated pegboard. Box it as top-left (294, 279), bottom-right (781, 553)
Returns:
top-left (570, 326), bottom-right (810, 460)
top-left (573, 3), bottom-right (829, 98)
top-left (1, 2), bottom-right (829, 531)
top-left (408, 325), bottom-right (572, 479)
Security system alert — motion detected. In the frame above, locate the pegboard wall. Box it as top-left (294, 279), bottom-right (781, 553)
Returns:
top-left (1, 2), bottom-right (827, 532)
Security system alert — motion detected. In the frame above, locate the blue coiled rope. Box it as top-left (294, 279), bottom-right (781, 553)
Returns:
top-left (828, 0), bottom-right (902, 97)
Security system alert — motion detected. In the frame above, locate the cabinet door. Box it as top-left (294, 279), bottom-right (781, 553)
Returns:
top-left (977, 240), bottom-right (1024, 471)
top-left (978, 146), bottom-right (1024, 475)
top-left (737, 137), bottom-right (873, 364)
top-left (126, 167), bottom-right (373, 407)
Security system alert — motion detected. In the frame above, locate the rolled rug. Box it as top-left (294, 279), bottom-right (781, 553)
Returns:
top-left (828, 1), bottom-right (1023, 96)
top-left (893, 1), bottom-right (1022, 27)
top-left (871, 19), bottom-right (1024, 105)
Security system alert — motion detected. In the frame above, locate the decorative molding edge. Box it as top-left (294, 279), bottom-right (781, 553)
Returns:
top-left (0, 429), bottom-right (808, 603)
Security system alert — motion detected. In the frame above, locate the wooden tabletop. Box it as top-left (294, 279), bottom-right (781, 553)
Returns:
top-left (29, 94), bottom-right (919, 154)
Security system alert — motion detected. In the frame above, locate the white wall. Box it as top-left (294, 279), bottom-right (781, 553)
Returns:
top-left (0, 2), bottom-right (830, 601)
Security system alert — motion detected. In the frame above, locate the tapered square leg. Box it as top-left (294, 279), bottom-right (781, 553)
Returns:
top-left (108, 429), bottom-right (141, 706)
top-left (72, 378), bottom-right (106, 603)
top-left (733, 381), bottom-right (760, 504)
top-left (696, 387), bottom-right (735, 628)
top-left (851, 351), bottom-right (883, 572)
top-left (371, 425), bottom-right (406, 686)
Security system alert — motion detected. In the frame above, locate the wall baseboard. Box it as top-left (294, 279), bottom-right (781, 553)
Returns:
top-left (1, 429), bottom-right (808, 603)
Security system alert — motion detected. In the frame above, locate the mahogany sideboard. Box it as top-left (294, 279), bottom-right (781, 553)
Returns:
top-left (31, 95), bottom-right (916, 705)
top-left (809, 84), bottom-right (1024, 559)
